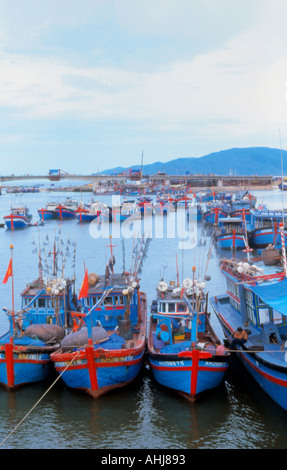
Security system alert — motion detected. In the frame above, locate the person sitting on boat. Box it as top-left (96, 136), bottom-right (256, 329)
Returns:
top-left (205, 342), bottom-right (216, 355)
top-left (215, 340), bottom-right (227, 355)
top-left (229, 327), bottom-right (248, 351)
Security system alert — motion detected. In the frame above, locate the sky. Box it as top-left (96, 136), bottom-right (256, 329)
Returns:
top-left (0, 0), bottom-right (287, 175)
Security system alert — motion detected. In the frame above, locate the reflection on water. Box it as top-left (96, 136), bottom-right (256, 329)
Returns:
top-left (0, 189), bottom-right (287, 449)
top-left (1, 361), bottom-right (287, 449)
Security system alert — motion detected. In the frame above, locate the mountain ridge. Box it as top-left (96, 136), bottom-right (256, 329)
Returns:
top-left (99, 147), bottom-right (287, 176)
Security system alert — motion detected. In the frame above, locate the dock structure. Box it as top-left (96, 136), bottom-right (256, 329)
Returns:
top-left (0, 173), bottom-right (273, 189)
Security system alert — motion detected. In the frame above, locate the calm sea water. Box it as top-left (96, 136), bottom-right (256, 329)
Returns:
top-left (0, 185), bottom-right (287, 450)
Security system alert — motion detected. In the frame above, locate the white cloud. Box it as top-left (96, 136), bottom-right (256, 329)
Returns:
top-left (0, 0), bottom-right (286, 170)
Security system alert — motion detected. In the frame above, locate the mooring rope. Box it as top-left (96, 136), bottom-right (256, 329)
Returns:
top-left (0, 350), bottom-right (81, 448)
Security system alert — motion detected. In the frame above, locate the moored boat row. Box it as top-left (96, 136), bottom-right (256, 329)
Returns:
top-left (0, 231), bottom-right (230, 404)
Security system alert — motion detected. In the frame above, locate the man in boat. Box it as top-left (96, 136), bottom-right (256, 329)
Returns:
top-left (229, 327), bottom-right (248, 352)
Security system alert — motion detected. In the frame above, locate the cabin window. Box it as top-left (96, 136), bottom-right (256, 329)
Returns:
top-left (38, 298), bottom-right (46, 308)
top-left (258, 308), bottom-right (270, 324)
top-left (92, 297), bottom-right (99, 306)
top-left (177, 303), bottom-right (186, 313)
top-left (245, 290), bottom-right (256, 324)
top-left (115, 295), bottom-right (125, 305)
top-left (272, 309), bottom-right (283, 325)
top-left (168, 303), bottom-right (175, 313)
top-left (104, 296), bottom-right (113, 306)
top-left (230, 297), bottom-right (240, 312)
top-left (227, 278), bottom-right (239, 299)
top-left (161, 302), bottom-right (166, 313)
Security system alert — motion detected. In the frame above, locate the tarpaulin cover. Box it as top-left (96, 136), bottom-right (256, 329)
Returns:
top-left (249, 277), bottom-right (287, 316)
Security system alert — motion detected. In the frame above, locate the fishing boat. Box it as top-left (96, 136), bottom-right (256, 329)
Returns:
top-left (195, 191), bottom-right (214, 203)
top-left (153, 197), bottom-right (173, 215)
top-left (230, 208), bottom-right (251, 223)
top-left (210, 249), bottom-right (287, 412)
top-left (233, 191), bottom-right (257, 209)
top-left (136, 196), bottom-right (153, 215)
top-left (38, 202), bottom-right (58, 221)
top-left (202, 205), bottom-right (229, 225)
top-left (215, 217), bottom-right (246, 250)
top-left (77, 202), bottom-right (110, 223)
top-left (55, 198), bottom-right (79, 219)
top-left (4, 205), bottom-right (32, 229)
top-left (248, 209), bottom-right (287, 249)
top-left (147, 272), bottom-right (229, 402)
top-left (0, 241), bottom-right (76, 390)
top-left (113, 201), bottom-right (140, 222)
top-left (50, 236), bottom-right (150, 399)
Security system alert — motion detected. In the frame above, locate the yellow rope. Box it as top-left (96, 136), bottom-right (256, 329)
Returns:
top-left (0, 350), bottom-right (80, 448)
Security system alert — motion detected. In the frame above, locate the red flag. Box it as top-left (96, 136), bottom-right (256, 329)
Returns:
top-left (2, 258), bottom-right (12, 284)
top-left (78, 269), bottom-right (89, 299)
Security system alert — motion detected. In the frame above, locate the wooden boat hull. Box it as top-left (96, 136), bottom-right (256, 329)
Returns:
top-left (38, 209), bottom-right (57, 221)
top-left (51, 342), bottom-right (145, 398)
top-left (210, 295), bottom-right (287, 412)
top-left (0, 342), bottom-right (53, 389)
top-left (56, 207), bottom-right (77, 219)
top-left (203, 209), bottom-right (228, 225)
top-left (249, 228), bottom-right (286, 249)
top-left (4, 215), bottom-right (32, 229)
top-left (216, 234), bottom-right (246, 250)
top-left (77, 212), bottom-right (99, 222)
top-left (149, 350), bottom-right (229, 401)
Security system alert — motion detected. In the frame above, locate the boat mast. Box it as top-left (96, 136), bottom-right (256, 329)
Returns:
top-left (10, 244), bottom-right (15, 332)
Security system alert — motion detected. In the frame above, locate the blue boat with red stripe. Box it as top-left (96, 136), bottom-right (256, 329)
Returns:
top-left (4, 205), bottom-right (32, 229)
top-left (202, 206), bottom-right (229, 225)
top-left (210, 249), bottom-right (287, 412)
top-left (147, 274), bottom-right (229, 402)
top-left (0, 242), bottom-right (76, 390)
top-left (249, 209), bottom-right (287, 249)
top-left (51, 236), bottom-right (150, 399)
top-left (215, 217), bottom-right (247, 250)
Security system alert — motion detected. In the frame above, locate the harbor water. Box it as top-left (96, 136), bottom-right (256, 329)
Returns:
top-left (0, 184), bottom-right (287, 450)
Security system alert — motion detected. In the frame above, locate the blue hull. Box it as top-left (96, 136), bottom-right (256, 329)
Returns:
top-left (52, 345), bottom-right (145, 398)
top-left (56, 209), bottom-right (76, 219)
top-left (249, 228), bottom-right (287, 249)
top-left (77, 213), bottom-right (98, 222)
top-left (149, 353), bottom-right (228, 400)
top-left (216, 235), bottom-right (246, 250)
top-left (203, 210), bottom-right (228, 224)
top-left (0, 343), bottom-right (52, 388)
top-left (210, 295), bottom-right (287, 412)
top-left (4, 216), bottom-right (32, 229)
top-left (38, 210), bottom-right (57, 221)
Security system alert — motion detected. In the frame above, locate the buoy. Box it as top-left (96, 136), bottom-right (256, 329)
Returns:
top-left (182, 278), bottom-right (193, 289)
top-left (157, 281), bottom-right (168, 292)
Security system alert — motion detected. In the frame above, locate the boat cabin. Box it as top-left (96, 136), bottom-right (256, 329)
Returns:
top-left (216, 217), bottom-right (244, 235)
top-left (21, 278), bottom-right (76, 328)
top-left (79, 272), bottom-right (140, 330)
top-left (221, 261), bottom-right (287, 344)
top-left (250, 209), bottom-right (287, 231)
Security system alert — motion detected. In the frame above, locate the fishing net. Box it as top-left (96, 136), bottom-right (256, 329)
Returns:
top-left (23, 324), bottom-right (65, 344)
top-left (60, 326), bottom-right (109, 349)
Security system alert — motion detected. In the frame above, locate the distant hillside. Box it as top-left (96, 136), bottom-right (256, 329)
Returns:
top-left (100, 147), bottom-right (287, 176)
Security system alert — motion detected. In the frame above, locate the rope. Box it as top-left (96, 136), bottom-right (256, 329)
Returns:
top-left (0, 350), bottom-right (81, 448)
top-left (228, 348), bottom-right (287, 354)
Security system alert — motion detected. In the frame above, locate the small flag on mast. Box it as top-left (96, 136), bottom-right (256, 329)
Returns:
top-left (2, 258), bottom-right (12, 284)
top-left (78, 269), bottom-right (89, 299)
